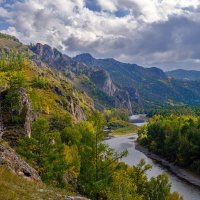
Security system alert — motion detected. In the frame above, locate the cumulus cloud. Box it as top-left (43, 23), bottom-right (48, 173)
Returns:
top-left (0, 0), bottom-right (200, 70)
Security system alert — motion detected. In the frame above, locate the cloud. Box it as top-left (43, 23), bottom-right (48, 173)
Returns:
top-left (97, 0), bottom-right (117, 12)
top-left (0, 0), bottom-right (200, 70)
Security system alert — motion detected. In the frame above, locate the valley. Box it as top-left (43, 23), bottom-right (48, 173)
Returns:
top-left (1, 1), bottom-right (200, 199)
top-left (0, 32), bottom-right (199, 200)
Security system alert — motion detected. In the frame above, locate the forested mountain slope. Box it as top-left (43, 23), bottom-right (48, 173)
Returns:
top-left (75, 53), bottom-right (200, 109)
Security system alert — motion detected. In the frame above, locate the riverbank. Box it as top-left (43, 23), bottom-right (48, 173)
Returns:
top-left (113, 132), bottom-right (137, 138)
top-left (104, 132), bottom-right (136, 140)
top-left (135, 143), bottom-right (200, 188)
top-left (112, 124), bottom-right (138, 136)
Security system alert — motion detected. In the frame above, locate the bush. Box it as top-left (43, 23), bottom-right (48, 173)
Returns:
top-left (10, 72), bottom-right (27, 88)
top-left (107, 119), bottom-right (129, 129)
top-left (0, 51), bottom-right (25, 71)
top-left (104, 108), bottom-right (129, 122)
top-left (32, 76), bottom-right (49, 89)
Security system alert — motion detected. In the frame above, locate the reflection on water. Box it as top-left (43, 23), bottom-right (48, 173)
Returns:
top-left (105, 115), bottom-right (200, 200)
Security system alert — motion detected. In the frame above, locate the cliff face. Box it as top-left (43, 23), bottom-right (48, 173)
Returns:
top-left (0, 88), bottom-right (35, 145)
top-left (18, 88), bottom-right (35, 138)
top-left (90, 69), bottom-right (133, 114)
top-left (114, 90), bottom-right (133, 114)
top-left (31, 43), bottom-right (91, 75)
top-left (90, 69), bottom-right (118, 96)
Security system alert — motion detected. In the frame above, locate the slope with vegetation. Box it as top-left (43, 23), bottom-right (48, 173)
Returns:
top-left (0, 166), bottom-right (78, 200)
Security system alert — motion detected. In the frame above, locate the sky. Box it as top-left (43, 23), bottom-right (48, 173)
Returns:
top-left (0, 0), bottom-right (200, 71)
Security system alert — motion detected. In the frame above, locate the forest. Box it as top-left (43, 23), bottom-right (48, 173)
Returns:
top-left (147, 106), bottom-right (200, 117)
top-left (138, 115), bottom-right (200, 175)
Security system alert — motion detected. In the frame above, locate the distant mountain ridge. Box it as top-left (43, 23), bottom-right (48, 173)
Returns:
top-left (1, 32), bottom-right (200, 112)
top-left (74, 53), bottom-right (200, 109)
top-left (166, 69), bottom-right (200, 81)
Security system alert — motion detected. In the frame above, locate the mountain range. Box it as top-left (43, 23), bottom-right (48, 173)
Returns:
top-left (1, 32), bottom-right (200, 114)
top-left (166, 69), bottom-right (200, 81)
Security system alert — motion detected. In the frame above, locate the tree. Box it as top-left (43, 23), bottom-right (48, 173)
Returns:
top-left (10, 72), bottom-right (27, 89)
top-left (146, 173), bottom-right (171, 200)
top-left (18, 118), bottom-right (67, 187)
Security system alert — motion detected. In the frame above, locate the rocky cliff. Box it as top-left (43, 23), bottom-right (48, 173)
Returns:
top-left (90, 69), bottom-right (118, 96)
top-left (0, 140), bottom-right (41, 181)
top-left (31, 44), bottom-right (134, 113)
top-left (90, 69), bottom-right (132, 114)
top-left (31, 43), bottom-right (92, 75)
top-left (0, 88), bottom-right (35, 146)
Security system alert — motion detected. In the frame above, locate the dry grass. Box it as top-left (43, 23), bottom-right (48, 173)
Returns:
top-left (0, 38), bottom-right (27, 51)
top-left (0, 167), bottom-right (73, 200)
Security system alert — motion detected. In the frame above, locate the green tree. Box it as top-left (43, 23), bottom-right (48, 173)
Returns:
top-left (18, 118), bottom-right (67, 187)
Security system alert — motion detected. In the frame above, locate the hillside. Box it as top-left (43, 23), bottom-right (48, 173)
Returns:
top-left (0, 166), bottom-right (87, 200)
top-left (166, 69), bottom-right (200, 81)
top-left (0, 56), bottom-right (94, 146)
top-left (0, 139), bottom-right (86, 200)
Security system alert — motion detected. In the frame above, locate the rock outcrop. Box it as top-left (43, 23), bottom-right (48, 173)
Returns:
top-left (90, 69), bottom-right (118, 96)
top-left (65, 95), bottom-right (86, 121)
top-left (0, 141), bottom-right (41, 181)
top-left (90, 69), bottom-right (133, 114)
top-left (65, 197), bottom-right (89, 200)
top-left (18, 88), bottom-right (35, 138)
top-left (114, 90), bottom-right (133, 114)
top-left (31, 43), bottom-right (91, 75)
top-left (1, 88), bottom-right (35, 145)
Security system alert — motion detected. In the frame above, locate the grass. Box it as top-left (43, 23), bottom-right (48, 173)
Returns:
top-left (0, 38), bottom-right (27, 51)
top-left (0, 167), bottom-right (74, 200)
top-left (112, 124), bottom-right (138, 136)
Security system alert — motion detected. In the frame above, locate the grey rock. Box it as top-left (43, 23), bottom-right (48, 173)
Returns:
top-left (18, 88), bottom-right (35, 138)
top-left (65, 196), bottom-right (89, 200)
top-left (0, 142), bottom-right (41, 181)
top-left (114, 90), bottom-right (133, 115)
top-left (90, 69), bottom-right (118, 96)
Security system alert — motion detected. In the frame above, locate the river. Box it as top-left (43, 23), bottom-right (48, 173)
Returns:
top-left (105, 115), bottom-right (200, 200)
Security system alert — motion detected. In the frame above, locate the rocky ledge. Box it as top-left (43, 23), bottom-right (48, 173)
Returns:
top-left (0, 140), bottom-right (41, 181)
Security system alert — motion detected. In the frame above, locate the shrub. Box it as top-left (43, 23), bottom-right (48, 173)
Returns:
top-left (32, 76), bottom-right (49, 89)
